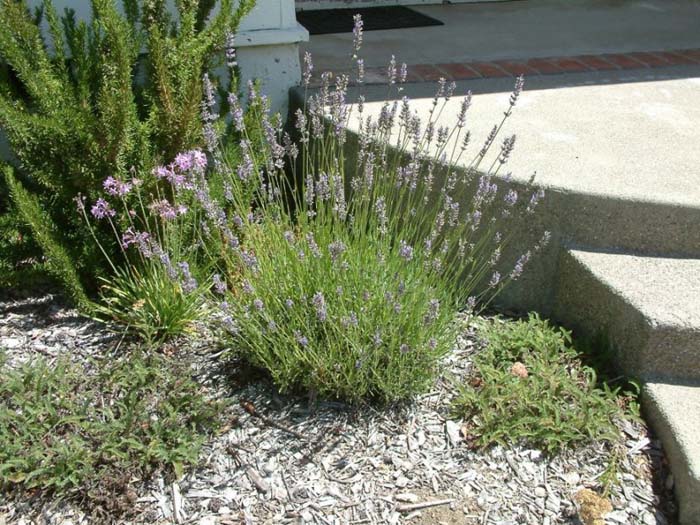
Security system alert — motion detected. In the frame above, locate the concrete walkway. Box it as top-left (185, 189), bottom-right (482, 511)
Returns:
top-left (301, 0), bottom-right (700, 70)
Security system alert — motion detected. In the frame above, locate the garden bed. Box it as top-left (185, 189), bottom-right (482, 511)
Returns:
top-left (0, 292), bottom-right (675, 525)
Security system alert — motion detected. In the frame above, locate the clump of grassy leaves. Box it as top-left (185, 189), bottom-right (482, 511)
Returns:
top-left (453, 314), bottom-right (639, 454)
top-left (92, 264), bottom-right (208, 345)
top-left (0, 349), bottom-right (223, 517)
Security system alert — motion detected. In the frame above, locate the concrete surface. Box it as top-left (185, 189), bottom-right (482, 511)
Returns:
top-left (301, 0), bottom-right (700, 70)
top-left (554, 249), bottom-right (700, 383)
top-left (643, 382), bottom-right (700, 525)
top-left (344, 69), bottom-right (700, 209)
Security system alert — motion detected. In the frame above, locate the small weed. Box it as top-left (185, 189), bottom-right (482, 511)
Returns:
top-left (453, 314), bottom-right (639, 454)
top-left (0, 349), bottom-right (223, 517)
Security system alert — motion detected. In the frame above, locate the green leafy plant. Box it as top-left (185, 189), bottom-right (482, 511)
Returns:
top-left (453, 314), bottom-right (640, 453)
top-left (92, 264), bottom-right (208, 344)
top-left (158, 22), bottom-right (549, 402)
top-left (0, 349), bottom-right (223, 516)
top-left (0, 0), bottom-right (254, 296)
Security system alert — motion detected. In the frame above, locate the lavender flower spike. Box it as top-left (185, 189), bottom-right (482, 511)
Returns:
top-left (352, 14), bottom-right (364, 57)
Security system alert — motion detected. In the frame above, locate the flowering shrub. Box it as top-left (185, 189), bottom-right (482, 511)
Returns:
top-left (181, 18), bottom-right (549, 402)
top-left (76, 150), bottom-right (213, 343)
top-left (0, 0), bottom-right (253, 298)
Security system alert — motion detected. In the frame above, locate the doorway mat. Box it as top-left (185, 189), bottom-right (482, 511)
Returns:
top-left (296, 6), bottom-right (444, 35)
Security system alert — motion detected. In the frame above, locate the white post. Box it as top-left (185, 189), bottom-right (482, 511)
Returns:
top-left (237, 0), bottom-right (309, 118)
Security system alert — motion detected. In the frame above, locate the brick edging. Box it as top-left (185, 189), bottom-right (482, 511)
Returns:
top-left (321, 48), bottom-right (700, 85)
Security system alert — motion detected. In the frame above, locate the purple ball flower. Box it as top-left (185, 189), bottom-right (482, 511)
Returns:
top-left (90, 198), bottom-right (115, 219)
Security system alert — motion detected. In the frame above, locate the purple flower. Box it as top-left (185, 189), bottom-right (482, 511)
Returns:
top-left (229, 95), bottom-right (245, 131)
top-left (225, 32), bottom-right (237, 68)
top-left (400, 343), bottom-right (410, 354)
top-left (398, 240), bottom-right (413, 261)
top-left (312, 291), bottom-right (327, 322)
top-left (373, 330), bottom-right (382, 347)
top-left (121, 228), bottom-right (150, 249)
top-left (149, 199), bottom-right (178, 220)
top-left (306, 233), bottom-right (321, 258)
top-left (352, 14), bottom-right (363, 57)
top-left (237, 149), bottom-right (254, 181)
top-left (303, 52), bottom-right (313, 86)
top-left (90, 198), bottom-right (115, 219)
top-left (428, 338), bottom-right (438, 350)
top-left (191, 150), bottom-right (207, 171)
top-left (103, 176), bottom-right (133, 197)
top-left (527, 188), bottom-right (546, 213)
top-left (489, 271), bottom-right (501, 288)
top-left (177, 261), bottom-right (198, 293)
top-left (341, 311), bottom-right (359, 328)
top-left (241, 280), bottom-right (254, 294)
top-left (152, 165), bottom-right (172, 179)
top-left (294, 330), bottom-right (309, 347)
top-left (387, 55), bottom-right (397, 85)
top-left (504, 189), bottom-right (518, 207)
top-left (424, 299), bottom-right (440, 324)
top-left (315, 173), bottom-right (331, 201)
top-left (253, 298), bottom-right (264, 311)
top-left (375, 197), bottom-right (388, 235)
top-left (509, 75), bottom-right (525, 110)
top-left (212, 273), bottom-right (227, 294)
top-left (328, 240), bottom-right (346, 263)
top-left (240, 251), bottom-right (258, 270)
top-left (284, 231), bottom-right (295, 243)
top-left (499, 135), bottom-right (516, 165)
top-left (510, 251), bottom-right (531, 280)
top-left (221, 315), bottom-right (238, 334)
top-left (285, 299), bottom-right (294, 309)
top-left (174, 152), bottom-right (193, 172)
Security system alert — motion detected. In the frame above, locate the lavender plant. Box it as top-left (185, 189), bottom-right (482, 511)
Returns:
top-left (185, 17), bottom-right (548, 402)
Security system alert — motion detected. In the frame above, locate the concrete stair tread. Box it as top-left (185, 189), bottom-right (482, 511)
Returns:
top-left (567, 249), bottom-right (700, 329)
top-left (556, 249), bottom-right (700, 383)
top-left (643, 381), bottom-right (700, 523)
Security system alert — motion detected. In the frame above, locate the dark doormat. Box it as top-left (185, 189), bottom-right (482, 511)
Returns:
top-left (296, 6), bottom-right (444, 35)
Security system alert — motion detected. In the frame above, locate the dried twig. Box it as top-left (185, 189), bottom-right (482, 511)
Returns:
top-left (396, 498), bottom-right (454, 513)
top-left (240, 400), bottom-right (306, 440)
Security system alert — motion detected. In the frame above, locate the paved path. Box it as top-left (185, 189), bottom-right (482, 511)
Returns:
top-left (301, 0), bottom-right (700, 70)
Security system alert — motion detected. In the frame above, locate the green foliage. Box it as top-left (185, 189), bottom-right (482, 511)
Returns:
top-left (0, 349), bottom-right (223, 514)
top-left (0, 0), bottom-right (255, 295)
top-left (92, 263), bottom-right (208, 344)
top-left (193, 68), bottom-right (545, 403)
top-left (453, 314), bottom-right (640, 453)
top-left (226, 220), bottom-right (458, 403)
top-left (3, 164), bottom-right (90, 307)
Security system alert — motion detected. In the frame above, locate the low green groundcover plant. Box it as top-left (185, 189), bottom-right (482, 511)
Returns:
top-left (0, 349), bottom-right (223, 515)
top-left (453, 314), bottom-right (639, 453)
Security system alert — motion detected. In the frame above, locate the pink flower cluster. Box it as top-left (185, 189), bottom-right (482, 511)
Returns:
top-left (149, 199), bottom-right (188, 220)
top-left (152, 149), bottom-right (207, 190)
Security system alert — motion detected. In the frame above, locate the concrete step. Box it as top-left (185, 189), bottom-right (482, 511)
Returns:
top-left (554, 248), bottom-right (700, 524)
top-left (554, 248), bottom-right (700, 383)
top-left (643, 382), bottom-right (700, 525)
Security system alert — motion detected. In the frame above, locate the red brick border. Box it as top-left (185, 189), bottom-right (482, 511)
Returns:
top-left (318, 48), bottom-right (700, 86)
